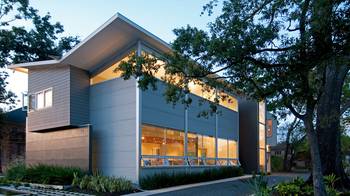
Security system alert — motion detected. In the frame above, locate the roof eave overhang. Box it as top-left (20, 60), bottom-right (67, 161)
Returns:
top-left (9, 13), bottom-right (172, 73)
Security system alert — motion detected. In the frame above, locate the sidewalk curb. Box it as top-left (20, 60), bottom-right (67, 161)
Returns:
top-left (122, 175), bottom-right (252, 196)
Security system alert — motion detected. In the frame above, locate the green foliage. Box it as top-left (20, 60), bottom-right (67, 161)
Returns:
top-left (139, 166), bottom-right (244, 190)
top-left (0, 0), bottom-right (79, 111)
top-left (272, 175), bottom-right (347, 196)
top-left (72, 172), bottom-right (133, 194)
top-left (5, 163), bottom-right (86, 185)
top-left (245, 174), bottom-right (271, 196)
top-left (324, 174), bottom-right (339, 188)
top-left (4, 162), bottom-right (26, 181)
top-left (341, 135), bottom-right (350, 154)
top-left (274, 177), bottom-right (313, 196)
top-left (271, 156), bottom-right (283, 172)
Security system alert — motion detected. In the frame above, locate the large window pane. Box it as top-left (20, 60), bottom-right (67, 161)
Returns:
top-left (218, 92), bottom-right (238, 112)
top-left (141, 125), bottom-right (166, 156)
top-left (90, 52), bottom-right (134, 85)
top-left (188, 80), bottom-right (216, 102)
top-left (37, 92), bottom-right (44, 109)
top-left (259, 149), bottom-right (266, 171)
top-left (218, 138), bottom-right (228, 158)
top-left (166, 129), bottom-right (184, 156)
top-left (228, 140), bottom-right (238, 159)
top-left (259, 101), bottom-right (265, 124)
top-left (198, 135), bottom-right (215, 158)
top-left (44, 89), bottom-right (52, 107)
top-left (187, 133), bottom-right (198, 157)
top-left (259, 124), bottom-right (266, 149)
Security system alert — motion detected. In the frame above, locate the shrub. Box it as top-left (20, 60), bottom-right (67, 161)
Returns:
top-left (4, 162), bottom-right (27, 181)
top-left (72, 172), bottom-right (133, 194)
top-left (140, 166), bottom-right (244, 190)
top-left (273, 175), bottom-right (348, 196)
top-left (245, 174), bottom-right (271, 196)
top-left (271, 156), bottom-right (283, 172)
top-left (274, 177), bottom-right (313, 196)
top-left (5, 163), bottom-right (86, 185)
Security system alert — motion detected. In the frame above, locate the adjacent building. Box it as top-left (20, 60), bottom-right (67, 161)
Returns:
top-left (0, 108), bottom-right (26, 172)
top-left (9, 13), bottom-right (270, 183)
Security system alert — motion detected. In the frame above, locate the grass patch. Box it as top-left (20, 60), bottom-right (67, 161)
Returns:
top-left (5, 163), bottom-right (86, 185)
top-left (140, 166), bottom-right (244, 190)
top-left (71, 172), bottom-right (134, 195)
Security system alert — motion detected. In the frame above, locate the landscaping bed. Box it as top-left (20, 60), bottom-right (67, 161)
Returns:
top-left (247, 174), bottom-right (350, 196)
top-left (0, 163), bottom-right (137, 195)
top-left (140, 166), bottom-right (244, 190)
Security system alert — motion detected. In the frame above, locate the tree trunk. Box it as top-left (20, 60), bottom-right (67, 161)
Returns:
top-left (283, 127), bottom-right (292, 171)
top-left (288, 146), bottom-right (295, 171)
top-left (283, 118), bottom-right (299, 172)
top-left (316, 64), bottom-right (350, 189)
top-left (305, 116), bottom-right (327, 196)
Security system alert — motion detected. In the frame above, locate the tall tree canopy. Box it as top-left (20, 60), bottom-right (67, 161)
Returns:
top-left (0, 0), bottom-right (79, 111)
top-left (117, 0), bottom-right (350, 194)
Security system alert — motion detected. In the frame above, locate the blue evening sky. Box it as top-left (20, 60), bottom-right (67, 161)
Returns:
top-left (8, 0), bottom-right (220, 108)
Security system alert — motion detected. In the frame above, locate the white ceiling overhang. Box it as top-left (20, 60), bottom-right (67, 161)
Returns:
top-left (8, 13), bottom-right (172, 73)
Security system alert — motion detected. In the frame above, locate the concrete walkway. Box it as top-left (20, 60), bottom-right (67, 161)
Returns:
top-left (124, 173), bottom-right (308, 196)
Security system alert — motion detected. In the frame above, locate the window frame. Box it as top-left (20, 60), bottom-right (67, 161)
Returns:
top-left (28, 87), bottom-right (53, 112)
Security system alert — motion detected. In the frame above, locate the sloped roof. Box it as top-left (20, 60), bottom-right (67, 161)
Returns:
top-left (9, 13), bottom-right (172, 73)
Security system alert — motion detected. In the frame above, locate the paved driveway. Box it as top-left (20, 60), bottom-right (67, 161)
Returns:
top-left (152, 173), bottom-right (308, 196)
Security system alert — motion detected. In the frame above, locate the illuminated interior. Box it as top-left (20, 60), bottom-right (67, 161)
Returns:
top-left (218, 138), bottom-right (228, 158)
top-left (259, 101), bottom-right (266, 124)
top-left (258, 101), bottom-right (266, 172)
top-left (90, 49), bottom-right (239, 112)
top-left (90, 54), bottom-right (132, 85)
top-left (198, 135), bottom-right (216, 159)
top-left (141, 124), bottom-right (237, 166)
top-left (228, 140), bottom-right (238, 159)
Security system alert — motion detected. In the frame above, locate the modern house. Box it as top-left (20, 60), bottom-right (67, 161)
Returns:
top-left (9, 13), bottom-right (268, 183)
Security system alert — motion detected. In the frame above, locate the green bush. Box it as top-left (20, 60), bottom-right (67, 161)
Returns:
top-left (72, 172), bottom-right (133, 194)
top-left (4, 162), bottom-right (27, 181)
top-left (273, 175), bottom-right (347, 196)
top-left (140, 166), bottom-right (244, 190)
top-left (274, 177), bottom-right (313, 196)
top-left (245, 174), bottom-right (271, 196)
top-left (271, 156), bottom-right (283, 172)
top-left (5, 163), bottom-right (86, 185)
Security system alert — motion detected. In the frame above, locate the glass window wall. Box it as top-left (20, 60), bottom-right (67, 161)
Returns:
top-left (141, 124), bottom-right (238, 167)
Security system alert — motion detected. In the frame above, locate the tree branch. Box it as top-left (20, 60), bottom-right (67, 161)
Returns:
top-left (254, 47), bottom-right (293, 53)
top-left (341, 99), bottom-right (350, 115)
top-left (285, 103), bottom-right (306, 120)
top-left (244, 56), bottom-right (289, 68)
top-left (243, 0), bottom-right (273, 22)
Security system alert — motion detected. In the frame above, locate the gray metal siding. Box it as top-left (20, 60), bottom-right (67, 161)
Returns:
top-left (70, 66), bottom-right (90, 126)
top-left (141, 81), bottom-right (238, 140)
top-left (142, 82), bottom-right (185, 131)
top-left (90, 77), bottom-right (138, 183)
top-left (218, 106), bottom-right (239, 140)
top-left (27, 66), bottom-right (70, 131)
top-left (188, 95), bottom-right (216, 136)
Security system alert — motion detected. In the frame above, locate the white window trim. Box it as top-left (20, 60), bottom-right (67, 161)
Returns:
top-left (28, 87), bottom-right (53, 112)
